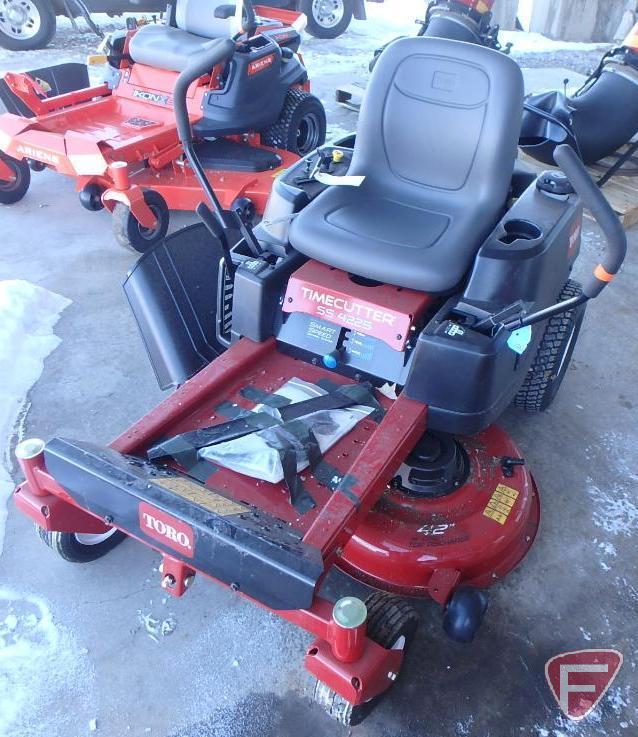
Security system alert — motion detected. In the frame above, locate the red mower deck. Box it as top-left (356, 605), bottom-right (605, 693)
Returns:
top-left (14, 337), bottom-right (539, 707)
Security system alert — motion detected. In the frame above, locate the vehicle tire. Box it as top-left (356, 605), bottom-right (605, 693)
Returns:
top-left (442, 586), bottom-right (488, 643)
top-left (37, 525), bottom-right (126, 563)
top-left (0, 0), bottom-right (56, 51)
top-left (514, 279), bottom-right (586, 412)
top-left (0, 152), bottom-right (30, 204)
top-left (112, 190), bottom-right (169, 253)
top-left (301, 0), bottom-right (353, 39)
top-left (261, 88), bottom-right (326, 155)
top-left (312, 591), bottom-right (419, 727)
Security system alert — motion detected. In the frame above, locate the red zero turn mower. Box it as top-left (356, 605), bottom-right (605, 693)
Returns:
top-left (14, 38), bottom-right (626, 726)
top-left (0, 0), bottom-right (326, 251)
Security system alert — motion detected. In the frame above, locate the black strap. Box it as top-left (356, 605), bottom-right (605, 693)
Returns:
top-left (148, 381), bottom-right (379, 513)
top-left (147, 411), bottom-right (278, 463)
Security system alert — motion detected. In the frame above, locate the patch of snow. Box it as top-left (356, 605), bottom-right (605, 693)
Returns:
top-left (300, 1), bottom-right (608, 83)
top-left (0, 280), bottom-right (71, 556)
top-left (585, 432), bottom-right (638, 538)
top-left (456, 715), bottom-right (474, 735)
top-left (596, 540), bottom-right (618, 557)
top-left (607, 685), bottom-right (631, 715)
top-left (136, 610), bottom-right (177, 642)
top-left (0, 588), bottom-right (94, 737)
top-left (579, 627), bottom-right (592, 642)
top-left (500, 30), bottom-right (608, 53)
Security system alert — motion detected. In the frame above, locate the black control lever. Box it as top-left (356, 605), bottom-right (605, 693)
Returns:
top-left (232, 208), bottom-right (263, 258)
top-left (472, 300), bottom-right (527, 333)
top-left (196, 203), bottom-right (236, 279)
top-left (174, 39), bottom-right (235, 233)
top-left (174, 37), bottom-right (263, 266)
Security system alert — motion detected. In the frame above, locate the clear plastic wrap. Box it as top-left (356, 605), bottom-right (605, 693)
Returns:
top-left (199, 378), bottom-right (374, 483)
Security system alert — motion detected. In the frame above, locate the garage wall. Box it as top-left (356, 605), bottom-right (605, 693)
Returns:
top-left (528, 0), bottom-right (632, 41)
top-left (491, 0), bottom-right (520, 30)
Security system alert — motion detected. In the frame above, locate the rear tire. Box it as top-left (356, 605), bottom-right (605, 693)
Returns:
top-left (112, 190), bottom-right (169, 253)
top-left (0, 0), bottom-right (56, 51)
top-left (37, 525), bottom-right (126, 563)
top-left (301, 0), bottom-right (353, 39)
top-left (0, 152), bottom-right (30, 204)
top-left (514, 279), bottom-right (586, 412)
top-left (312, 591), bottom-right (419, 727)
top-left (261, 88), bottom-right (326, 156)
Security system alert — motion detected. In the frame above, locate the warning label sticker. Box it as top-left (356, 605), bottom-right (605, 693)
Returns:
top-left (483, 484), bottom-right (519, 525)
top-left (155, 476), bottom-right (248, 517)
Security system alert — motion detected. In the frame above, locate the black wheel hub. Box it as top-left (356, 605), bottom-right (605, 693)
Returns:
top-left (392, 431), bottom-right (470, 498)
top-left (138, 205), bottom-right (163, 240)
top-left (297, 113), bottom-right (322, 155)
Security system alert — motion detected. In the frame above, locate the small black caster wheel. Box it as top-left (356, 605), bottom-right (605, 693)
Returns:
top-left (36, 525), bottom-right (126, 563)
top-left (28, 159), bottom-right (47, 172)
top-left (311, 591), bottom-right (419, 726)
top-left (442, 586), bottom-right (488, 643)
top-left (0, 152), bottom-right (31, 204)
top-left (79, 182), bottom-right (105, 211)
top-left (231, 196), bottom-right (255, 225)
top-left (112, 190), bottom-right (169, 253)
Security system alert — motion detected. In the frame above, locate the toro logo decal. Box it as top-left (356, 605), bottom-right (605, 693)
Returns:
top-left (16, 144), bottom-right (59, 165)
top-left (248, 54), bottom-right (275, 76)
top-left (139, 502), bottom-right (194, 557)
top-left (545, 649), bottom-right (623, 721)
top-left (132, 89), bottom-right (171, 106)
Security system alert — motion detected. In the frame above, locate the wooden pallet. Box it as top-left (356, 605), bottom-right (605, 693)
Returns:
top-left (519, 145), bottom-right (638, 228)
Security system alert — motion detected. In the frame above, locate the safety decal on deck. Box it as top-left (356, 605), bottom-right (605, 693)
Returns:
top-left (155, 476), bottom-right (249, 517)
top-left (483, 484), bottom-right (519, 525)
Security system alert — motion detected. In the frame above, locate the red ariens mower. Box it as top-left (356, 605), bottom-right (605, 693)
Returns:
top-left (13, 37), bottom-right (626, 726)
top-left (0, 0), bottom-right (326, 251)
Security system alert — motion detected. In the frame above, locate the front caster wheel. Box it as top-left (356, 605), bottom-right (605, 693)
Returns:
top-left (0, 152), bottom-right (31, 204)
top-left (36, 525), bottom-right (126, 563)
top-left (112, 190), bottom-right (169, 253)
top-left (312, 591), bottom-right (419, 727)
top-left (442, 586), bottom-right (488, 643)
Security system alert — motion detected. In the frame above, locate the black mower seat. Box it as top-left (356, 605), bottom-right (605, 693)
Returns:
top-left (289, 37), bottom-right (524, 294)
top-left (129, 0), bottom-right (237, 72)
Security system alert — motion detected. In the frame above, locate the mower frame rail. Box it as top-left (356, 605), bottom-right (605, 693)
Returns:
top-left (14, 337), bottom-right (427, 705)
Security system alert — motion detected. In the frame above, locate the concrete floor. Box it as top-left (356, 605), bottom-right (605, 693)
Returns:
top-left (0, 31), bottom-right (637, 737)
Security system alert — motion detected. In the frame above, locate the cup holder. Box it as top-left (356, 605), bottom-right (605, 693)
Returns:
top-left (499, 219), bottom-right (543, 245)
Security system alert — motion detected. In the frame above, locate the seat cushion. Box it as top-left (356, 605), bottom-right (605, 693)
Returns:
top-left (290, 185), bottom-right (479, 294)
top-left (129, 24), bottom-right (223, 72)
top-left (289, 37), bottom-right (524, 294)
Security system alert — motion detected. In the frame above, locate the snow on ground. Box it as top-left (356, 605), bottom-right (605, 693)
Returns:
top-left (0, 1), bottom-right (610, 79)
top-left (300, 0), bottom-right (608, 79)
top-left (0, 280), bottom-right (70, 555)
top-left (0, 282), bottom-right (73, 736)
top-left (585, 431), bottom-right (638, 539)
top-left (0, 587), bottom-right (95, 737)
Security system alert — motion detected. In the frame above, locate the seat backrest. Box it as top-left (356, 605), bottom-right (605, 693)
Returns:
top-left (174, 0), bottom-right (240, 39)
top-left (351, 37), bottom-right (524, 214)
